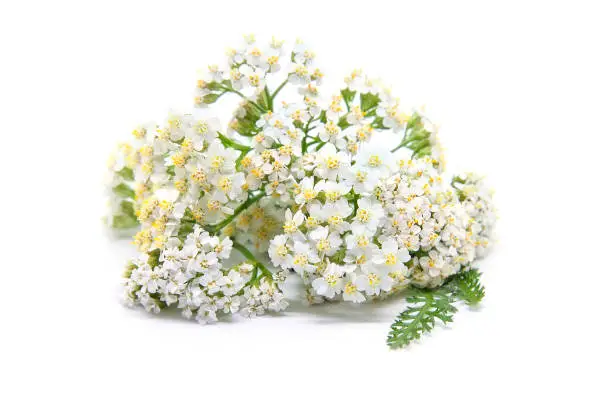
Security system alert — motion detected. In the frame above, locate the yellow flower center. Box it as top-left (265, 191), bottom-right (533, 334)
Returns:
top-left (385, 253), bottom-right (397, 266)
top-left (356, 208), bottom-right (370, 223)
top-left (326, 157), bottom-right (339, 169)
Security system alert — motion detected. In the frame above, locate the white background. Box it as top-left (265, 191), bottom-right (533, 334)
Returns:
top-left (1, 1), bottom-right (611, 407)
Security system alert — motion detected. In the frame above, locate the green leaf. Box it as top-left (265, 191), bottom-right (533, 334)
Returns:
top-left (206, 81), bottom-right (228, 91)
top-left (117, 167), bottom-right (134, 181)
top-left (112, 214), bottom-right (138, 229)
top-left (147, 249), bottom-right (161, 269)
top-left (176, 208), bottom-right (196, 241)
top-left (112, 183), bottom-right (135, 199)
top-left (201, 93), bottom-right (221, 104)
top-left (360, 92), bottom-right (381, 112)
top-left (337, 116), bottom-right (350, 130)
top-left (341, 88), bottom-right (356, 109)
top-left (217, 132), bottom-right (251, 152)
top-left (387, 287), bottom-right (457, 349)
top-left (371, 116), bottom-right (389, 130)
top-left (453, 268), bottom-right (485, 306)
top-left (119, 200), bottom-right (135, 218)
top-left (319, 110), bottom-right (327, 124)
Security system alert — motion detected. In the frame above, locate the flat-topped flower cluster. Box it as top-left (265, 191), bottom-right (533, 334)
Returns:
top-left (106, 35), bottom-right (496, 347)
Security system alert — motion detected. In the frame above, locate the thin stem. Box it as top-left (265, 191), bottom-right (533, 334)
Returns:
top-left (206, 190), bottom-right (264, 233)
top-left (217, 132), bottom-right (251, 152)
top-left (391, 123), bottom-right (413, 153)
top-left (217, 85), bottom-right (267, 113)
top-left (232, 240), bottom-right (273, 281)
top-left (263, 86), bottom-right (273, 111)
top-left (349, 192), bottom-right (360, 218)
top-left (391, 142), bottom-right (406, 153)
top-left (300, 117), bottom-right (316, 154)
top-left (271, 78), bottom-right (289, 100)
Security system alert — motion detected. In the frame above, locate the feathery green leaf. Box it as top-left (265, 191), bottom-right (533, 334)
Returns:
top-left (387, 287), bottom-right (457, 349)
top-left (453, 268), bottom-right (485, 306)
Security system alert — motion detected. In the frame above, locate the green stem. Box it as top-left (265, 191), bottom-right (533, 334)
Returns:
top-left (300, 118), bottom-right (317, 154)
top-left (217, 132), bottom-right (252, 152)
top-left (264, 86), bottom-right (273, 111)
top-left (391, 142), bottom-right (406, 153)
top-left (232, 240), bottom-right (273, 282)
top-left (206, 190), bottom-right (264, 233)
top-left (271, 78), bottom-right (288, 100)
top-left (218, 85), bottom-right (267, 113)
top-left (349, 192), bottom-right (360, 217)
top-left (391, 124), bottom-right (413, 152)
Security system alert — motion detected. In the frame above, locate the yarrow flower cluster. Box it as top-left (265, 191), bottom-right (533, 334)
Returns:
top-left (106, 35), bottom-right (496, 348)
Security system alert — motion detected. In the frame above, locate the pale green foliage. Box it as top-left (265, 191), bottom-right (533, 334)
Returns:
top-left (387, 269), bottom-right (486, 349)
top-left (453, 268), bottom-right (485, 306)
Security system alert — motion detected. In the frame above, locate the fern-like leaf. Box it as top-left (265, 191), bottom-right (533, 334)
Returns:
top-left (453, 268), bottom-right (485, 306)
top-left (387, 288), bottom-right (457, 349)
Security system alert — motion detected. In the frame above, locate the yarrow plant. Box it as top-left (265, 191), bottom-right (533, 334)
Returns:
top-left (106, 35), bottom-right (496, 348)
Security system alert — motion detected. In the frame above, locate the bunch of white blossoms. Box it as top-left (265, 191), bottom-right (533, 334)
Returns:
top-left (106, 35), bottom-right (496, 345)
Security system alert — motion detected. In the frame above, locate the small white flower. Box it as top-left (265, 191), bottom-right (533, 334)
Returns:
top-left (309, 226), bottom-right (342, 256)
top-left (218, 270), bottom-right (245, 296)
top-left (283, 209), bottom-right (305, 237)
top-left (196, 305), bottom-right (218, 324)
top-left (268, 235), bottom-right (290, 267)
top-left (199, 270), bottom-right (223, 294)
top-left (189, 251), bottom-right (220, 274)
top-left (312, 263), bottom-right (346, 298)
top-left (351, 197), bottom-right (384, 235)
top-left (372, 238), bottom-right (411, 272)
top-left (295, 176), bottom-right (322, 205)
top-left (313, 144), bottom-right (350, 181)
top-left (209, 235), bottom-right (233, 259)
top-left (342, 273), bottom-right (366, 303)
top-left (355, 269), bottom-right (394, 296)
top-left (287, 240), bottom-right (319, 276)
top-left (216, 296), bottom-right (241, 314)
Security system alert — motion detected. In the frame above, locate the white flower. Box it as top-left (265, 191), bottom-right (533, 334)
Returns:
top-left (196, 305), bottom-right (218, 324)
top-left (344, 69), bottom-right (364, 92)
top-left (419, 251), bottom-right (446, 277)
top-left (346, 166), bottom-right (379, 195)
top-left (313, 144), bottom-right (350, 181)
top-left (295, 176), bottom-right (322, 205)
top-left (310, 200), bottom-right (352, 233)
top-left (218, 270), bottom-right (245, 296)
top-left (312, 263), bottom-right (346, 298)
top-left (238, 65), bottom-right (266, 96)
top-left (283, 209), bottom-right (305, 237)
top-left (319, 180), bottom-right (352, 202)
top-left (351, 197), bottom-right (384, 235)
top-left (160, 246), bottom-right (185, 271)
top-left (199, 270), bottom-right (223, 294)
top-left (268, 235), bottom-right (290, 267)
top-left (288, 63), bottom-right (311, 85)
top-left (212, 171), bottom-right (248, 203)
top-left (267, 291), bottom-right (289, 312)
top-left (203, 140), bottom-right (239, 174)
top-left (355, 148), bottom-right (395, 178)
top-left (342, 273), bottom-right (366, 303)
top-left (216, 296), bottom-right (241, 314)
top-left (316, 120), bottom-right (346, 148)
top-left (355, 268), bottom-right (394, 296)
top-left (189, 251), bottom-right (220, 274)
top-left (189, 112), bottom-right (221, 150)
top-left (292, 41), bottom-right (316, 65)
top-left (309, 226), bottom-right (342, 256)
top-left (287, 240), bottom-right (319, 276)
top-left (372, 238), bottom-right (411, 272)
top-left (135, 265), bottom-right (166, 294)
